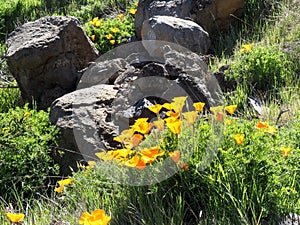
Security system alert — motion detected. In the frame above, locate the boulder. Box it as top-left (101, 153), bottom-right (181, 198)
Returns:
top-left (50, 84), bottom-right (119, 175)
top-left (50, 41), bottom-right (223, 174)
top-left (141, 16), bottom-right (210, 53)
top-left (5, 16), bottom-right (99, 110)
top-left (135, 0), bottom-right (245, 39)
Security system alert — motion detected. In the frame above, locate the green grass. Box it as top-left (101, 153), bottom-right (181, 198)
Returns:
top-left (0, 0), bottom-right (300, 224)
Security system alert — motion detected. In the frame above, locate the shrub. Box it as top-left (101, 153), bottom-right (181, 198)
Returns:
top-left (0, 84), bottom-right (21, 113)
top-left (83, 2), bottom-right (137, 53)
top-left (225, 44), bottom-right (294, 92)
top-left (0, 105), bottom-right (60, 201)
top-left (63, 101), bottom-right (300, 224)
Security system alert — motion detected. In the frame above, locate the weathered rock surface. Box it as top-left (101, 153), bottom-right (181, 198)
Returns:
top-left (277, 214), bottom-right (300, 225)
top-left (141, 16), bottom-right (210, 53)
top-left (6, 16), bottom-right (99, 110)
top-left (50, 41), bottom-right (223, 174)
top-left (135, 0), bottom-right (245, 39)
top-left (50, 84), bottom-right (118, 174)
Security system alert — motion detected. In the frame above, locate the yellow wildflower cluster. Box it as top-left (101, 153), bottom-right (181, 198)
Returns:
top-left (88, 1), bottom-right (138, 46)
top-left (95, 96), bottom-right (208, 170)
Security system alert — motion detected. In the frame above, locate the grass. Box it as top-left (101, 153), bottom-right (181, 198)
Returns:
top-left (0, 0), bottom-right (300, 224)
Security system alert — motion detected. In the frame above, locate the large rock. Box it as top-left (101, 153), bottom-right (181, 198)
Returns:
top-left (5, 16), bottom-right (99, 110)
top-left (50, 41), bottom-right (223, 174)
top-left (50, 84), bottom-right (119, 174)
top-left (135, 0), bottom-right (245, 39)
top-left (141, 16), bottom-right (210, 53)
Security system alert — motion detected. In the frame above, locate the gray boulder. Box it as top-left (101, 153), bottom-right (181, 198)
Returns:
top-left (135, 0), bottom-right (245, 39)
top-left (5, 16), bottom-right (99, 110)
top-left (141, 16), bottom-right (210, 53)
top-left (50, 84), bottom-right (118, 175)
top-left (50, 41), bottom-right (223, 174)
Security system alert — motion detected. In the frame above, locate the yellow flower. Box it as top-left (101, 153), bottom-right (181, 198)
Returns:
top-left (255, 121), bottom-right (269, 129)
top-left (110, 40), bottom-right (116, 45)
top-left (95, 20), bottom-right (101, 27)
top-left (265, 126), bottom-right (277, 134)
top-left (140, 146), bottom-right (164, 163)
top-left (210, 106), bottom-right (223, 114)
top-left (281, 147), bottom-right (291, 157)
top-left (124, 133), bottom-right (144, 148)
top-left (90, 17), bottom-right (98, 25)
top-left (110, 27), bottom-right (119, 34)
top-left (164, 116), bottom-right (179, 124)
top-left (86, 161), bottom-right (96, 170)
top-left (153, 119), bottom-right (165, 131)
top-left (240, 43), bottom-right (254, 53)
top-left (54, 185), bottom-right (64, 193)
top-left (148, 104), bottom-right (163, 114)
top-left (129, 8), bottom-right (137, 15)
top-left (113, 129), bottom-right (134, 143)
top-left (193, 102), bottom-right (205, 112)
top-left (166, 119), bottom-right (181, 135)
top-left (95, 152), bottom-right (114, 162)
top-left (171, 96), bottom-right (187, 113)
top-left (91, 35), bottom-right (96, 42)
top-left (169, 150), bottom-right (181, 163)
top-left (58, 178), bottom-right (72, 186)
top-left (108, 149), bottom-right (134, 161)
top-left (234, 134), bottom-right (244, 145)
top-left (106, 34), bottom-right (113, 40)
top-left (24, 111), bottom-right (31, 118)
top-left (90, 17), bottom-right (101, 27)
top-left (118, 13), bottom-right (124, 19)
top-left (166, 111), bottom-right (180, 118)
top-left (124, 154), bottom-right (140, 167)
top-left (162, 102), bottom-right (173, 110)
top-left (79, 209), bottom-right (111, 225)
top-left (135, 1), bottom-right (138, 7)
top-left (225, 105), bottom-right (237, 115)
top-left (225, 119), bottom-right (231, 126)
top-left (131, 118), bottom-right (152, 134)
top-left (55, 178), bottom-right (72, 193)
top-left (182, 111), bottom-right (198, 125)
top-left (6, 213), bottom-right (25, 223)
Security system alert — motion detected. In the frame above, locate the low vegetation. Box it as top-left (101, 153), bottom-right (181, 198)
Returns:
top-left (0, 0), bottom-right (299, 224)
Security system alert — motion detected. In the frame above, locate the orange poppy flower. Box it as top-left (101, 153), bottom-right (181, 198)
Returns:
top-left (193, 102), bottom-right (205, 112)
top-left (166, 120), bottom-right (181, 135)
top-left (131, 118), bottom-right (152, 134)
top-left (140, 146), bottom-right (165, 163)
top-left (255, 121), bottom-right (269, 129)
top-left (210, 106), bottom-right (223, 114)
top-left (216, 112), bottom-right (226, 122)
top-left (234, 134), bottom-right (244, 145)
top-left (162, 102), bottom-right (173, 110)
top-left (171, 96), bottom-right (188, 112)
top-left (148, 104), bottom-right (163, 114)
top-left (281, 147), bottom-right (291, 157)
top-left (182, 111), bottom-right (198, 125)
top-left (6, 213), bottom-right (25, 223)
top-left (225, 105), bottom-right (237, 115)
top-left (169, 150), bottom-right (181, 163)
top-left (265, 126), bottom-right (277, 134)
top-left (79, 209), bottom-right (111, 225)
